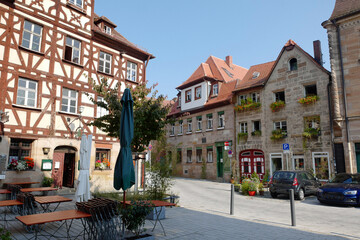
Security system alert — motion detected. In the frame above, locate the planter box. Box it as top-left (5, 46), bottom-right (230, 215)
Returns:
top-left (146, 206), bottom-right (165, 220)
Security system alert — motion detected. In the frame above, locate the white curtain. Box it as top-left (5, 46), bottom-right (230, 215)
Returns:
top-left (75, 134), bottom-right (92, 202)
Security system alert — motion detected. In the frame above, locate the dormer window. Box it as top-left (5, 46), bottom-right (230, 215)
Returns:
top-left (104, 25), bottom-right (111, 35)
top-left (289, 58), bottom-right (298, 71)
top-left (185, 90), bottom-right (192, 102)
top-left (252, 72), bottom-right (260, 79)
top-left (69, 0), bottom-right (83, 8)
top-left (195, 86), bottom-right (201, 100)
top-left (212, 84), bottom-right (218, 96)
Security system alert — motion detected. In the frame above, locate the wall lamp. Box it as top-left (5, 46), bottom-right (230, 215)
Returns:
top-left (42, 147), bottom-right (51, 155)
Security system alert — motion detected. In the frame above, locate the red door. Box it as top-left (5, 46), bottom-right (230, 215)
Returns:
top-left (239, 150), bottom-right (265, 180)
top-left (52, 152), bottom-right (65, 188)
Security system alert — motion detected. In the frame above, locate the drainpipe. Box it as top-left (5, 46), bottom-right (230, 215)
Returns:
top-left (327, 79), bottom-right (336, 175)
top-left (332, 20), bottom-right (352, 172)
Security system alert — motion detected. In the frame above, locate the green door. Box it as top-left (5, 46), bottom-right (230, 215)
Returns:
top-left (356, 143), bottom-right (360, 173)
top-left (217, 146), bottom-right (224, 177)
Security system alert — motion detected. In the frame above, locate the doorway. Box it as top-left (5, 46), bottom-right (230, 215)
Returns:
top-left (334, 143), bottom-right (345, 173)
top-left (239, 149), bottom-right (265, 180)
top-left (270, 153), bottom-right (283, 175)
top-left (355, 143), bottom-right (360, 173)
top-left (52, 146), bottom-right (77, 188)
top-left (216, 146), bottom-right (223, 178)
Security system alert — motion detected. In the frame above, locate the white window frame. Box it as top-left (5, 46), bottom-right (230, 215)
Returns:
top-left (16, 77), bottom-right (38, 107)
top-left (207, 115), bottom-right (213, 130)
top-left (186, 150), bottom-right (192, 163)
top-left (218, 113), bottom-right (225, 128)
top-left (99, 51), bottom-right (112, 74)
top-left (104, 25), bottom-right (112, 34)
top-left (22, 20), bottom-right (42, 52)
top-left (65, 36), bottom-right (81, 64)
top-left (126, 61), bottom-right (137, 82)
top-left (252, 120), bottom-right (261, 132)
top-left (61, 88), bottom-right (78, 114)
top-left (213, 83), bottom-right (218, 96)
top-left (238, 95), bottom-right (247, 105)
top-left (196, 117), bottom-right (202, 131)
top-left (274, 121), bottom-right (287, 132)
top-left (292, 155), bottom-right (305, 170)
top-left (269, 153), bottom-right (283, 176)
top-left (196, 149), bottom-right (202, 163)
top-left (170, 123), bottom-right (175, 136)
top-left (207, 149), bottom-right (213, 163)
top-left (69, 0), bottom-right (83, 8)
top-left (240, 122), bottom-right (248, 133)
top-left (178, 121), bottom-right (183, 135)
top-left (274, 91), bottom-right (285, 102)
top-left (186, 90), bottom-right (192, 102)
top-left (187, 121), bottom-right (192, 133)
top-left (312, 152), bottom-right (330, 180)
top-left (251, 92), bottom-right (260, 103)
top-left (97, 96), bottom-right (109, 118)
top-left (195, 86), bottom-right (201, 99)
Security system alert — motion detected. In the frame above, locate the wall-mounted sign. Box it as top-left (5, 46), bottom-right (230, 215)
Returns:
top-left (55, 161), bottom-right (60, 169)
top-left (41, 159), bottom-right (52, 171)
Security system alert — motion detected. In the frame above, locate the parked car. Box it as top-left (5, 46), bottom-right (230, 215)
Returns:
top-left (269, 170), bottom-right (321, 200)
top-left (317, 173), bottom-right (360, 206)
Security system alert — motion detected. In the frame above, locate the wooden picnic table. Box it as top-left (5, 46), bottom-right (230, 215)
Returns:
top-left (122, 200), bottom-right (176, 236)
top-left (0, 189), bottom-right (11, 194)
top-left (3, 181), bottom-right (40, 185)
top-left (20, 187), bottom-right (57, 193)
top-left (0, 200), bottom-right (24, 228)
top-left (35, 195), bottom-right (72, 212)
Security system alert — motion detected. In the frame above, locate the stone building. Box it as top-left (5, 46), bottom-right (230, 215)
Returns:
top-left (233, 39), bottom-right (333, 180)
top-left (167, 56), bottom-right (247, 181)
top-left (0, 0), bottom-right (153, 192)
top-left (322, 0), bottom-right (360, 173)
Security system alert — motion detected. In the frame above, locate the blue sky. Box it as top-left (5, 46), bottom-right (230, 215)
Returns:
top-left (95, 1), bottom-right (336, 99)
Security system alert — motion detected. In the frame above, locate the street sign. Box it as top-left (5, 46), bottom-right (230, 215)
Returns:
top-left (283, 143), bottom-right (290, 154)
top-left (148, 144), bottom-right (152, 151)
top-left (224, 141), bottom-right (229, 146)
top-left (228, 150), bottom-right (232, 155)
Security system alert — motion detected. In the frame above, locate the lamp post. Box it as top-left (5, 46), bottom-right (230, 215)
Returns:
top-left (133, 152), bottom-right (146, 194)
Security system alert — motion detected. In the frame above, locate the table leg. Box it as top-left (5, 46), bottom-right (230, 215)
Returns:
top-left (151, 207), bottom-right (166, 236)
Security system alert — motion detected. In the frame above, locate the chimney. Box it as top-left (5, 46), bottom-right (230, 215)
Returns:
top-left (313, 40), bottom-right (323, 66)
top-left (225, 56), bottom-right (233, 68)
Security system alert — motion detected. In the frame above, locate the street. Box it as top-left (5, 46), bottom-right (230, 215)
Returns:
top-left (171, 178), bottom-right (360, 239)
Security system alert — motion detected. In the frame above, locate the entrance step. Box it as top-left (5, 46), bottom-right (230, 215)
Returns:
top-left (57, 187), bottom-right (76, 195)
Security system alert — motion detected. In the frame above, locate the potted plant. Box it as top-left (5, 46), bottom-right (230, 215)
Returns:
top-left (42, 177), bottom-right (54, 187)
top-left (237, 132), bottom-right (248, 143)
top-left (233, 183), bottom-right (241, 192)
top-left (240, 179), bottom-right (250, 195)
top-left (251, 130), bottom-right (262, 136)
top-left (270, 100), bottom-right (285, 112)
top-left (120, 200), bottom-right (154, 239)
top-left (258, 183), bottom-right (264, 196)
top-left (270, 129), bottom-right (287, 140)
top-left (248, 181), bottom-right (257, 196)
top-left (302, 127), bottom-right (320, 139)
top-left (234, 98), bottom-right (261, 112)
top-left (298, 95), bottom-right (319, 105)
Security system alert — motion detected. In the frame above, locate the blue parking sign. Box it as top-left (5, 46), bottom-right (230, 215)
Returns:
top-left (283, 143), bottom-right (290, 151)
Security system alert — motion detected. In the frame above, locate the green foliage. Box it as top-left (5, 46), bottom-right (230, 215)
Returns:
top-left (270, 129), bottom-right (287, 140)
top-left (251, 172), bottom-right (259, 180)
top-left (86, 78), bottom-right (171, 152)
top-left (251, 130), bottom-right (262, 136)
top-left (120, 200), bottom-right (153, 236)
top-left (262, 170), bottom-right (270, 183)
top-left (302, 127), bottom-right (320, 139)
top-left (234, 98), bottom-right (261, 112)
top-left (249, 181), bottom-right (257, 191)
top-left (42, 177), bottom-right (54, 187)
top-left (237, 132), bottom-right (248, 144)
top-left (241, 179), bottom-right (250, 195)
top-left (270, 100), bottom-right (285, 112)
top-left (201, 159), bottom-right (207, 179)
top-left (298, 95), bottom-right (319, 105)
top-left (258, 182), bottom-right (264, 191)
top-left (0, 227), bottom-right (11, 240)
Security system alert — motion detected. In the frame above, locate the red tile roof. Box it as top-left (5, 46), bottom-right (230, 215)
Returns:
top-left (330, 0), bottom-right (360, 20)
top-left (177, 56), bottom-right (247, 90)
top-left (205, 80), bottom-right (237, 106)
top-left (94, 16), bottom-right (117, 28)
top-left (234, 61), bottom-right (275, 92)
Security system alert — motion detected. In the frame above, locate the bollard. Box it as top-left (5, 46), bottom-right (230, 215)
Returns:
top-left (289, 189), bottom-right (296, 226)
top-left (230, 184), bottom-right (234, 215)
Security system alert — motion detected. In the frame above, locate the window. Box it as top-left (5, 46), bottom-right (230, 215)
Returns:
top-left (8, 139), bottom-right (33, 168)
top-left (170, 123), bottom-right (175, 136)
top-left (207, 148), bottom-right (213, 162)
top-left (289, 58), bottom-right (298, 71)
top-left (293, 155), bottom-right (304, 170)
top-left (252, 72), bottom-right (260, 79)
top-left (178, 96), bottom-right (181, 107)
top-left (176, 149), bottom-right (182, 163)
top-left (96, 96), bottom-right (109, 118)
top-left (196, 149), bottom-right (202, 162)
top-left (274, 91), bottom-right (285, 103)
top-left (251, 92), bottom-right (260, 103)
top-left (206, 114), bottom-right (213, 130)
top-left (212, 83), bottom-right (218, 96)
top-left (126, 61), bottom-right (137, 82)
top-left (240, 122), bottom-right (248, 133)
top-left (196, 116), bottom-right (202, 131)
top-left (185, 90), bottom-right (191, 102)
top-left (69, 0), bottom-right (83, 8)
top-left (312, 152), bottom-right (329, 179)
top-left (253, 120), bottom-right (261, 132)
top-left (222, 68), bottom-right (234, 78)
top-left (305, 84), bottom-right (317, 97)
top-left (95, 149), bottom-right (110, 170)
top-left (218, 112), bottom-right (225, 128)
top-left (195, 86), bottom-right (201, 100)
top-left (187, 119), bottom-right (192, 133)
top-left (61, 88), bottom-right (78, 113)
top-left (16, 77), bottom-right (37, 107)
top-left (238, 95), bottom-right (247, 105)
top-left (22, 20), bottom-right (42, 52)
top-left (304, 116), bottom-right (320, 129)
top-left (179, 121), bottom-right (183, 135)
top-left (65, 36), bottom-right (81, 64)
top-left (274, 121), bottom-right (287, 132)
top-left (104, 25), bottom-right (111, 34)
top-left (186, 149), bottom-right (192, 163)
top-left (99, 51), bottom-right (112, 74)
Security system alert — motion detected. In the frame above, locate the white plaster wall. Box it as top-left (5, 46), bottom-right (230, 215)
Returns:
top-left (181, 82), bottom-right (208, 111)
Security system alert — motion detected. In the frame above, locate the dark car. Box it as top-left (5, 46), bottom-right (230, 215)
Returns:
top-left (269, 170), bottom-right (321, 200)
top-left (317, 173), bottom-right (360, 206)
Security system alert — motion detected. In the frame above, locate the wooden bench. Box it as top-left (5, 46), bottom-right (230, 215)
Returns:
top-left (16, 209), bottom-right (91, 239)
top-left (0, 200), bottom-right (24, 228)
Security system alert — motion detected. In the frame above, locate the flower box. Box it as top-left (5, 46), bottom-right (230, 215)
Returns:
top-left (270, 130), bottom-right (287, 140)
top-left (270, 101), bottom-right (285, 112)
top-left (302, 128), bottom-right (320, 139)
top-left (298, 95), bottom-right (319, 105)
top-left (234, 102), bottom-right (261, 112)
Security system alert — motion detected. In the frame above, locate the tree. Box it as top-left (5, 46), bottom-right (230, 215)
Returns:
top-left (86, 78), bottom-right (171, 152)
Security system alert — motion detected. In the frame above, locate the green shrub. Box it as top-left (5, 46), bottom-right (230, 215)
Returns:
top-left (251, 172), bottom-right (259, 180)
top-left (120, 200), bottom-right (153, 236)
top-left (262, 170), bottom-right (270, 183)
top-left (42, 177), bottom-right (54, 187)
top-left (241, 180), bottom-right (250, 195)
top-left (0, 227), bottom-right (11, 240)
top-left (249, 181), bottom-right (257, 192)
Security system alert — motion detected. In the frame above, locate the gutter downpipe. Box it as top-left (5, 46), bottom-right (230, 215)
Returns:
top-left (327, 79), bottom-right (336, 175)
top-left (332, 19), bottom-right (352, 172)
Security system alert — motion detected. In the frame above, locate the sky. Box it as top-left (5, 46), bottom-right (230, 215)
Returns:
top-left (95, 1), bottom-right (336, 99)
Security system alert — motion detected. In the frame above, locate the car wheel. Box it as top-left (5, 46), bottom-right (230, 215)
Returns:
top-left (296, 188), bottom-right (305, 200)
top-left (270, 192), bottom-right (277, 198)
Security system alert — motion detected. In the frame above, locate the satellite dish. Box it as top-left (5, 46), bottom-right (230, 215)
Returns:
top-left (69, 123), bottom-right (75, 131)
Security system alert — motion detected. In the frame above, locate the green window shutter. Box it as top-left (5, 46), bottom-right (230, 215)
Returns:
top-left (177, 148), bottom-right (182, 152)
top-left (196, 147), bottom-right (202, 150)
top-left (218, 111), bottom-right (224, 115)
top-left (187, 147), bottom-right (192, 151)
top-left (187, 118), bottom-right (192, 122)
top-left (196, 116), bottom-right (202, 120)
top-left (206, 146), bottom-right (213, 150)
top-left (215, 142), bottom-right (224, 147)
top-left (206, 113), bottom-right (213, 117)
top-left (179, 120), bottom-right (183, 124)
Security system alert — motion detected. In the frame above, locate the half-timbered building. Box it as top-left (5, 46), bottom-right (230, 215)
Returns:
top-left (0, 0), bottom-right (153, 192)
